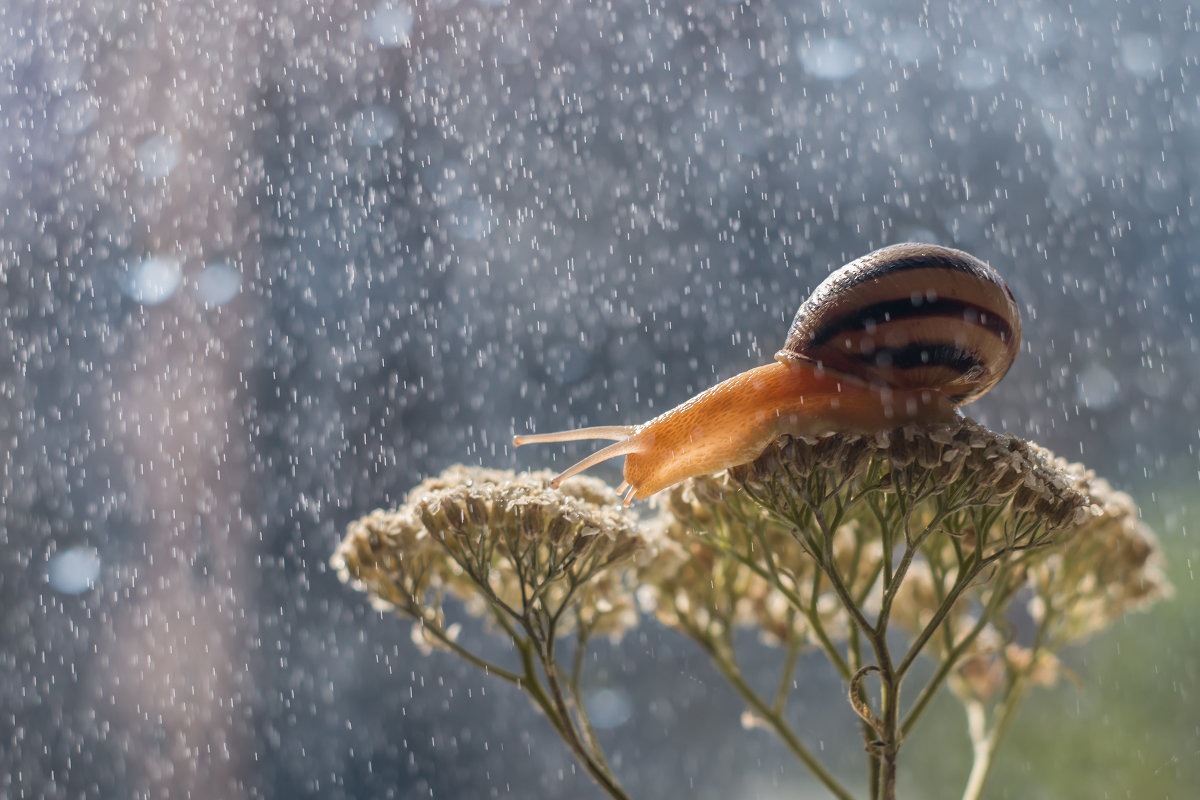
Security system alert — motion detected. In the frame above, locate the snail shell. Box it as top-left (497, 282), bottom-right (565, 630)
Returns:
top-left (776, 243), bottom-right (1021, 405)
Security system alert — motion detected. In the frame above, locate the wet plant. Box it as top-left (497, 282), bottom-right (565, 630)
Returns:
top-left (333, 419), bottom-right (1169, 800)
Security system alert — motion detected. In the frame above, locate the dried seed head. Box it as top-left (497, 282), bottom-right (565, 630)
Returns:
top-left (334, 466), bottom-right (647, 643)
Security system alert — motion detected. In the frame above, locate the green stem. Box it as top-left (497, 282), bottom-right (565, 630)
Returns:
top-left (960, 700), bottom-right (991, 800)
top-left (565, 626), bottom-right (616, 778)
top-left (900, 614), bottom-right (988, 738)
top-left (848, 627), bottom-right (880, 799)
top-left (895, 561), bottom-right (985, 679)
top-left (809, 505), bottom-right (900, 800)
top-left (772, 640), bottom-right (801, 714)
top-left (712, 648), bottom-right (857, 800)
top-left (513, 638), bottom-right (576, 742)
top-left (811, 506), bottom-right (877, 642)
top-left (901, 567), bottom-right (1017, 737)
top-left (709, 528), bottom-right (853, 681)
top-left (522, 639), bottom-right (632, 800)
top-left (411, 613), bottom-right (524, 685)
top-left (875, 653), bottom-right (901, 800)
top-left (961, 605), bottom-right (1057, 800)
top-left (876, 511), bottom-right (947, 631)
top-left (960, 671), bottom-right (1032, 800)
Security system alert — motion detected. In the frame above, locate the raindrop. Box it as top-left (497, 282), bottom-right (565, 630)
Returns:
top-left (1049, 172), bottom-right (1088, 214)
top-left (543, 342), bottom-right (590, 385)
top-left (492, 24), bottom-right (530, 64)
top-left (1021, 14), bottom-right (1068, 53)
top-left (715, 107), bottom-right (770, 156)
top-left (423, 160), bottom-right (469, 207)
top-left (349, 105), bottom-right (399, 147)
top-left (887, 27), bottom-right (935, 65)
top-left (1136, 368), bottom-right (1171, 400)
top-left (1119, 34), bottom-right (1163, 77)
top-left (585, 688), bottom-right (632, 730)
top-left (194, 262), bottom-right (242, 306)
top-left (1076, 363), bottom-right (1120, 411)
top-left (47, 546), bottom-right (101, 595)
top-left (122, 256), bottom-right (182, 305)
top-left (798, 38), bottom-right (862, 80)
top-left (719, 42), bottom-right (759, 78)
top-left (954, 49), bottom-right (1001, 91)
top-left (43, 55), bottom-right (85, 94)
top-left (55, 91), bottom-right (99, 135)
top-left (1144, 166), bottom-right (1181, 215)
top-left (366, 3), bottom-right (414, 48)
top-left (945, 203), bottom-right (990, 242)
top-left (447, 198), bottom-right (494, 240)
top-left (136, 135), bottom-right (181, 179)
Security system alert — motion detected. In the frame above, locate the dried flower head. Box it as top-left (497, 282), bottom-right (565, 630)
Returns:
top-left (950, 636), bottom-right (1065, 705)
top-left (333, 466), bottom-right (647, 645)
top-left (640, 472), bottom-right (829, 648)
top-left (334, 416), bottom-right (1170, 800)
top-left (1027, 469), bottom-right (1172, 643)
top-left (638, 416), bottom-right (1167, 706)
top-left (730, 418), bottom-right (1092, 533)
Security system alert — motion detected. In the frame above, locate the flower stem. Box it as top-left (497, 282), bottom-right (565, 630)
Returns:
top-left (418, 620), bottom-right (524, 685)
top-left (712, 651), bottom-right (857, 800)
top-left (520, 638), bottom-right (633, 800)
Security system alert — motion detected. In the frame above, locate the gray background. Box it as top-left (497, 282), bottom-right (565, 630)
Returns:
top-left (2, 0), bottom-right (1197, 797)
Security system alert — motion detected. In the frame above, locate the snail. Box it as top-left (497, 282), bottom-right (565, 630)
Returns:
top-left (514, 243), bottom-right (1021, 505)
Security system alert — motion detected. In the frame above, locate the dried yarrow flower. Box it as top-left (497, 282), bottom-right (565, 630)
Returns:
top-left (639, 416), bottom-right (1167, 706)
top-left (640, 473), bottom-right (827, 648)
top-left (334, 416), bottom-right (1170, 800)
top-left (1026, 469), bottom-right (1172, 643)
top-left (640, 418), bottom-right (1098, 652)
top-left (333, 466), bottom-right (647, 643)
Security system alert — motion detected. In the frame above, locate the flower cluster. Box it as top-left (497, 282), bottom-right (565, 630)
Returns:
top-left (1028, 469), bottom-right (1171, 643)
top-left (639, 473), bottom-right (815, 647)
top-left (333, 417), bottom-right (1171, 800)
top-left (332, 466), bottom-right (646, 649)
top-left (729, 418), bottom-right (1093, 531)
top-left (639, 419), bottom-right (1097, 652)
top-left (634, 417), bottom-right (1170, 711)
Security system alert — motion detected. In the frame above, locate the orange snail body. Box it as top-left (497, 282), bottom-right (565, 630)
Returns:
top-left (514, 243), bottom-right (1022, 505)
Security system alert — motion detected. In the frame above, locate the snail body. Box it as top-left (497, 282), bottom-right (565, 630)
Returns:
top-left (514, 243), bottom-right (1021, 504)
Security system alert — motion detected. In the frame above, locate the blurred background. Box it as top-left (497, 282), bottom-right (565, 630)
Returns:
top-left (2, 0), bottom-right (1197, 797)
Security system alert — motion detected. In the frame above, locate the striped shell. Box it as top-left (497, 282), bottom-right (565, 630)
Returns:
top-left (775, 243), bottom-right (1022, 406)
